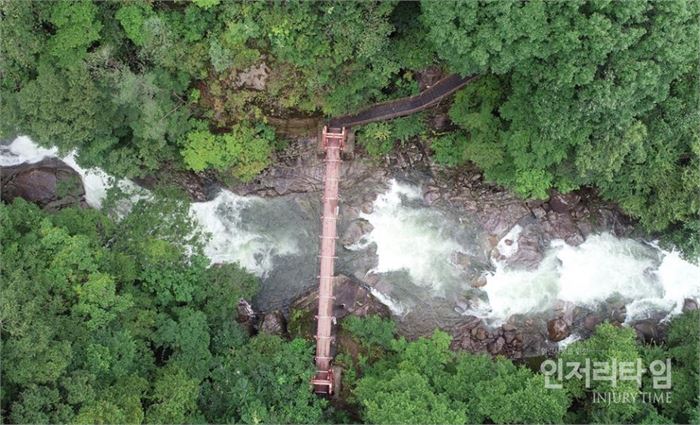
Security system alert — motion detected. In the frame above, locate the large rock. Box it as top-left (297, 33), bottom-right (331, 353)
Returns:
top-left (542, 211), bottom-right (584, 246)
top-left (259, 310), bottom-right (287, 336)
top-left (683, 298), bottom-right (698, 312)
top-left (548, 190), bottom-right (581, 213)
top-left (341, 219), bottom-right (373, 247)
top-left (1, 158), bottom-right (85, 209)
top-left (291, 274), bottom-right (390, 321)
top-left (449, 316), bottom-right (525, 358)
top-left (236, 299), bottom-right (257, 335)
top-left (503, 226), bottom-right (545, 270)
top-left (634, 320), bottom-right (664, 344)
top-left (547, 318), bottom-right (570, 342)
top-left (583, 313), bottom-right (602, 331)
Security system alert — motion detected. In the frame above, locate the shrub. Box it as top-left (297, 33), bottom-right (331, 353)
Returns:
top-left (181, 122), bottom-right (274, 181)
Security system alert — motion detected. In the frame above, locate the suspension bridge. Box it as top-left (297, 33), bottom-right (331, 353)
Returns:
top-left (310, 74), bottom-right (476, 395)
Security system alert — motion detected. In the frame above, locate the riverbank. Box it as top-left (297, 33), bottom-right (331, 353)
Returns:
top-left (4, 135), bottom-right (698, 362)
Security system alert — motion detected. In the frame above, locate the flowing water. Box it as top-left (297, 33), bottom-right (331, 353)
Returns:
top-left (2, 137), bottom-right (699, 326)
top-left (471, 234), bottom-right (700, 324)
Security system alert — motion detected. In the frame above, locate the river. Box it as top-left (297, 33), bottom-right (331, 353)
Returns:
top-left (2, 136), bottom-right (699, 336)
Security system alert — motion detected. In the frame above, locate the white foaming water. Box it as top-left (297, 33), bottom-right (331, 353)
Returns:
top-left (1, 136), bottom-right (144, 208)
top-left (354, 179), bottom-right (468, 290)
top-left (0, 136), bottom-right (58, 165)
top-left (557, 334), bottom-right (581, 350)
top-left (5, 138), bottom-right (699, 318)
top-left (368, 287), bottom-right (407, 316)
top-left (1, 137), bottom-right (297, 278)
top-left (190, 191), bottom-right (299, 277)
top-left (494, 224), bottom-right (522, 259)
top-left (479, 233), bottom-right (700, 322)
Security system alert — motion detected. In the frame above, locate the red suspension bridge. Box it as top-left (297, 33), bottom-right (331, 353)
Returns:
top-left (310, 127), bottom-right (345, 394)
top-left (310, 74), bottom-right (476, 395)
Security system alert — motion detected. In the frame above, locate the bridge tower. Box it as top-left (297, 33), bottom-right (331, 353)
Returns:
top-left (310, 126), bottom-right (345, 395)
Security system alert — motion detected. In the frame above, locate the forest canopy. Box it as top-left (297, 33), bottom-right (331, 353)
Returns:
top-left (1, 1), bottom-right (699, 423)
top-left (1, 0), bottom-right (697, 253)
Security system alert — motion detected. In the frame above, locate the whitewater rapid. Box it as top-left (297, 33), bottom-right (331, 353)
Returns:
top-left (0, 137), bottom-right (301, 280)
top-left (350, 180), bottom-right (473, 289)
top-left (349, 178), bottom-right (700, 324)
top-left (476, 234), bottom-right (700, 323)
top-left (2, 137), bottom-right (699, 323)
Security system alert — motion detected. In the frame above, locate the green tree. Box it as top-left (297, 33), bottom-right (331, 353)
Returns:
top-left (201, 335), bottom-right (327, 424)
top-left (422, 0), bottom-right (700, 241)
top-left (561, 323), bottom-right (642, 423)
top-left (356, 369), bottom-right (466, 425)
top-left (181, 122), bottom-right (274, 181)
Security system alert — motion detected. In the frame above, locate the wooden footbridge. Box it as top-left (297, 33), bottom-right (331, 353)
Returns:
top-left (310, 74), bottom-right (476, 395)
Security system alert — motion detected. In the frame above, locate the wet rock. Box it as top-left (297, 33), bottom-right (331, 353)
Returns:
top-left (470, 275), bottom-right (488, 288)
top-left (449, 251), bottom-right (472, 272)
top-left (583, 313), bottom-right (601, 331)
top-left (290, 274), bottom-right (390, 322)
top-left (683, 298), bottom-right (699, 312)
top-left (423, 189), bottom-right (441, 205)
top-left (549, 190), bottom-right (581, 213)
top-left (608, 303), bottom-right (627, 323)
top-left (532, 207), bottom-right (547, 219)
top-left (504, 227), bottom-right (544, 270)
top-left (236, 299), bottom-right (257, 335)
top-left (547, 318), bottom-right (570, 342)
top-left (360, 201), bottom-right (374, 214)
top-left (1, 158), bottom-right (85, 209)
top-left (341, 219), bottom-right (373, 247)
top-left (634, 320), bottom-right (659, 343)
top-left (502, 322), bottom-right (517, 332)
top-left (471, 326), bottom-right (489, 340)
top-left (553, 301), bottom-right (576, 327)
top-left (259, 310), bottom-right (287, 336)
top-left (236, 299), bottom-right (256, 323)
top-left (577, 220), bottom-right (594, 238)
top-left (481, 202), bottom-right (530, 237)
top-left (488, 336), bottom-right (505, 354)
top-left (543, 212), bottom-right (585, 246)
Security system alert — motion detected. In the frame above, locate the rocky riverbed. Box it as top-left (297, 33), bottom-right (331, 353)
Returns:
top-left (174, 131), bottom-right (699, 359)
top-left (2, 134), bottom-right (698, 361)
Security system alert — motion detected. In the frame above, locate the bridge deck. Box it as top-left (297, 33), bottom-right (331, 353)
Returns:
top-left (313, 127), bottom-right (345, 394)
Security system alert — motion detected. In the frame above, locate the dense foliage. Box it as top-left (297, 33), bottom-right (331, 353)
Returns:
top-left (2, 1), bottom-right (699, 421)
top-left (343, 315), bottom-right (699, 425)
top-left (1, 0), bottom-right (420, 179)
top-left (422, 0), bottom-right (700, 254)
top-left (2, 0), bottom-right (697, 253)
top-left (0, 197), bottom-right (328, 424)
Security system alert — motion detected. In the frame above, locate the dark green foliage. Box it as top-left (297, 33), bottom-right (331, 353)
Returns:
top-left (342, 315), bottom-right (397, 351)
top-left (345, 315), bottom-right (699, 425)
top-left (561, 323), bottom-right (643, 422)
top-left (656, 311), bottom-right (700, 423)
top-left (0, 197), bottom-right (322, 424)
top-left (201, 335), bottom-right (327, 424)
top-left (423, 0), bottom-right (700, 242)
top-left (352, 329), bottom-right (570, 424)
